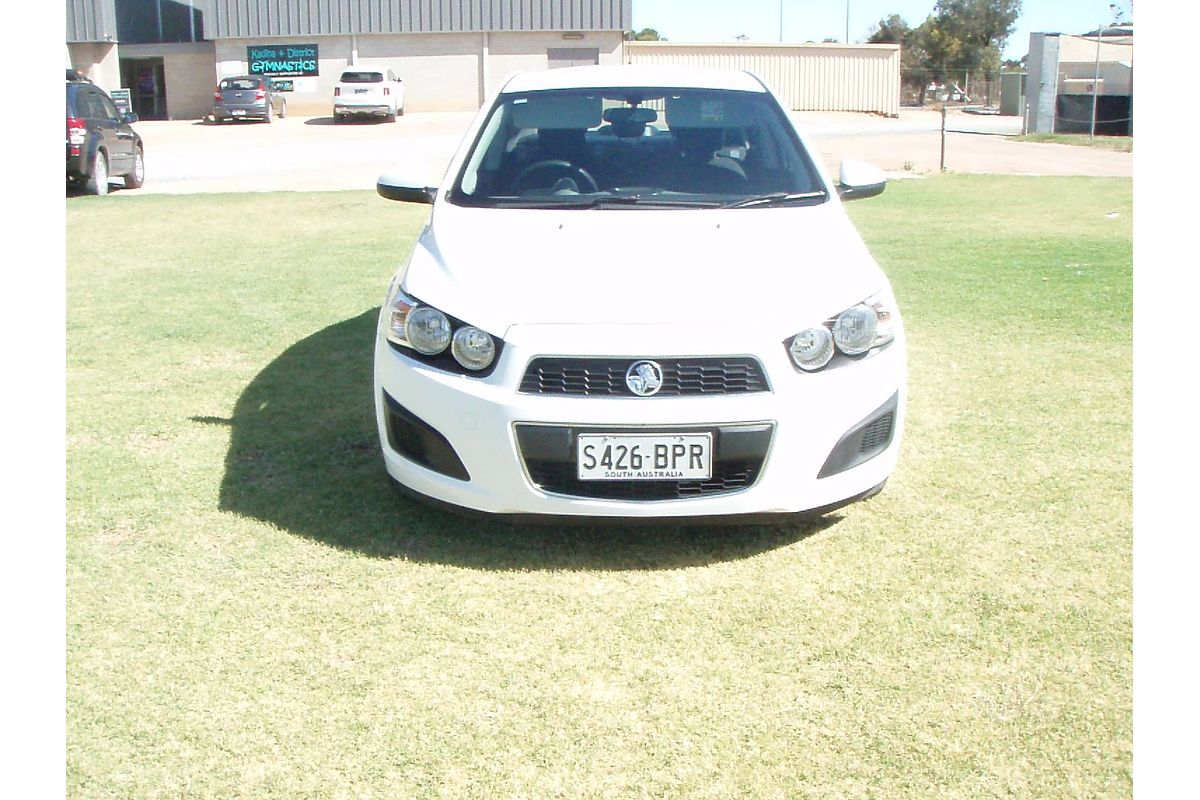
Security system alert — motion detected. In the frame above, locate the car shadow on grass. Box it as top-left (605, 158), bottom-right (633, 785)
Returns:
top-left (201, 310), bottom-right (838, 571)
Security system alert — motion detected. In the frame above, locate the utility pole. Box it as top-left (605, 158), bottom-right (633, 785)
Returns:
top-left (846, 2), bottom-right (850, 44)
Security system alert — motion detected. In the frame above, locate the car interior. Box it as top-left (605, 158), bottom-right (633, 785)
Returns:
top-left (455, 89), bottom-right (821, 202)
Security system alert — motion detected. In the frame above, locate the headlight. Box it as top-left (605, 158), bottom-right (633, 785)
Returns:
top-left (384, 285), bottom-right (502, 375)
top-left (832, 304), bottom-right (878, 355)
top-left (406, 306), bottom-right (452, 355)
top-left (788, 326), bottom-right (834, 371)
top-left (451, 326), bottom-right (496, 371)
top-left (784, 290), bottom-right (897, 372)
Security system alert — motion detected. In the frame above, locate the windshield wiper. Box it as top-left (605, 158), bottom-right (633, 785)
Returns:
top-left (720, 191), bottom-right (828, 209)
top-left (489, 194), bottom-right (723, 209)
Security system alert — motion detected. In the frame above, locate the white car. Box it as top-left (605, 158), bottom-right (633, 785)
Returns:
top-left (333, 64), bottom-right (404, 122)
top-left (373, 65), bottom-right (905, 522)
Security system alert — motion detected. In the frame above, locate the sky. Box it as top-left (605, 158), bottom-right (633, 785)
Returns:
top-left (630, 0), bottom-right (1133, 60)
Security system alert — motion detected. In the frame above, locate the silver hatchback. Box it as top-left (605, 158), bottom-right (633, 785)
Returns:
top-left (213, 76), bottom-right (287, 123)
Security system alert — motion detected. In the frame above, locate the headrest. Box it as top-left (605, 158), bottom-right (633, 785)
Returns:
top-left (511, 94), bottom-right (601, 130)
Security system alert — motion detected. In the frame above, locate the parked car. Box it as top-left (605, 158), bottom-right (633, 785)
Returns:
top-left (65, 70), bottom-right (144, 195)
top-left (372, 65), bottom-right (906, 523)
top-left (213, 75), bottom-right (287, 123)
top-left (333, 65), bottom-right (404, 122)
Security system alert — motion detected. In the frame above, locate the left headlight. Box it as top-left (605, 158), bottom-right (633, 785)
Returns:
top-left (385, 286), bottom-right (500, 374)
top-left (785, 290), bottom-right (896, 372)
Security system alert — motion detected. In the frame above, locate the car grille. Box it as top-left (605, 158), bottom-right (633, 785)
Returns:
top-left (514, 423), bottom-right (773, 501)
top-left (519, 357), bottom-right (769, 397)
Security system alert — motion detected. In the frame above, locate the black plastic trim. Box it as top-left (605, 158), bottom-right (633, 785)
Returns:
top-left (382, 392), bottom-right (470, 481)
top-left (817, 391), bottom-right (899, 478)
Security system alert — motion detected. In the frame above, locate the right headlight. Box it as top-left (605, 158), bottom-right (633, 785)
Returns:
top-left (384, 286), bottom-right (500, 374)
top-left (785, 290), bottom-right (896, 372)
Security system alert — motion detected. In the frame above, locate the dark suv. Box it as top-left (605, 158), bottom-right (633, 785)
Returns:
top-left (66, 70), bottom-right (144, 195)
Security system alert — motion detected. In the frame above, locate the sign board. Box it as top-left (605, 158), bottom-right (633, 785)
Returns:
top-left (247, 44), bottom-right (319, 78)
top-left (110, 88), bottom-right (132, 116)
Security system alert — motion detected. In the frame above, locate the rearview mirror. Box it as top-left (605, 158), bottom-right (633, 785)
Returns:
top-left (377, 173), bottom-right (437, 204)
top-left (836, 159), bottom-right (886, 201)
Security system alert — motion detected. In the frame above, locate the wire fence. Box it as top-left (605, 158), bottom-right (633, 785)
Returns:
top-left (900, 69), bottom-right (1005, 108)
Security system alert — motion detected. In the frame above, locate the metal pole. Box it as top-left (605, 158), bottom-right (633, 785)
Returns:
top-left (779, 1), bottom-right (783, 43)
top-left (846, 1), bottom-right (850, 44)
top-left (1090, 24), bottom-right (1102, 139)
top-left (940, 103), bottom-right (947, 171)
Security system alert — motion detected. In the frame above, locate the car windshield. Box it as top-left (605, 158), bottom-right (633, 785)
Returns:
top-left (450, 86), bottom-right (826, 208)
top-left (221, 78), bottom-right (261, 91)
top-left (340, 72), bottom-right (383, 83)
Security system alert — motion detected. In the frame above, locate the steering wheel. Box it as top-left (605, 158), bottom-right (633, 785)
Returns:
top-left (511, 159), bottom-right (599, 194)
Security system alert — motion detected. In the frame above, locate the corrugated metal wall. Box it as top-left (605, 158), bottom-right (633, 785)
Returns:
top-left (67, 0), bottom-right (119, 42)
top-left (209, 0), bottom-right (630, 38)
top-left (626, 42), bottom-right (901, 116)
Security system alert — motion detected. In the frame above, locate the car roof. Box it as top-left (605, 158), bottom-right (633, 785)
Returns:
top-left (341, 64), bottom-right (388, 72)
top-left (500, 65), bottom-right (769, 94)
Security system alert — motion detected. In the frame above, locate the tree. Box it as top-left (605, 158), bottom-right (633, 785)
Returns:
top-left (868, 14), bottom-right (932, 105)
top-left (631, 28), bottom-right (666, 41)
top-left (871, 2), bottom-right (1021, 105)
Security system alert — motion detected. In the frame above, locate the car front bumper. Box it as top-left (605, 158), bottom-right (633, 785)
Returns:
top-left (374, 318), bottom-right (906, 519)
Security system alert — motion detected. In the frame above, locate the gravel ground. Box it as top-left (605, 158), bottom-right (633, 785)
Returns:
top-left (127, 107), bottom-right (1131, 196)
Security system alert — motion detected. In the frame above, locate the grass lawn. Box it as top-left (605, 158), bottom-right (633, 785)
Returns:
top-left (1013, 133), bottom-right (1133, 152)
top-left (66, 175), bottom-right (1131, 798)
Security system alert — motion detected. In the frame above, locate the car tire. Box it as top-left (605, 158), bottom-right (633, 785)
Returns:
top-left (86, 150), bottom-right (109, 196)
top-left (264, 103), bottom-right (273, 124)
top-left (124, 146), bottom-right (145, 190)
top-left (279, 99), bottom-right (287, 119)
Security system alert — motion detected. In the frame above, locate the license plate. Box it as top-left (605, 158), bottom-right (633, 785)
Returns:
top-left (355, 88), bottom-right (368, 94)
top-left (232, 109), bottom-right (246, 116)
top-left (577, 433), bottom-right (712, 481)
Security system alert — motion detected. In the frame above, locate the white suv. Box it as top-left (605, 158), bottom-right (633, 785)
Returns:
top-left (333, 65), bottom-right (404, 122)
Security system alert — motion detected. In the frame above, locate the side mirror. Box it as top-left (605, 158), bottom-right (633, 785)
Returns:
top-left (121, 112), bottom-right (139, 124)
top-left (377, 173), bottom-right (437, 204)
top-left (837, 159), bottom-right (886, 201)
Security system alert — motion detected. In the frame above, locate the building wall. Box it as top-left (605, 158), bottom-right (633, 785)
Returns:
top-left (67, 41), bottom-right (121, 89)
top-left (625, 42), bottom-right (901, 116)
top-left (67, 0), bottom-right (119, 42)
top-left (122, 41), bottom-right (219, 118)
top-left (208, 0), bottom-right (630, 37)
top-left (214, 29), bottom-right (623, 115)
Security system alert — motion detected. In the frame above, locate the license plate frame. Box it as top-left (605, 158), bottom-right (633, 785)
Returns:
top-left (577, 433), bottom-right (713, 481)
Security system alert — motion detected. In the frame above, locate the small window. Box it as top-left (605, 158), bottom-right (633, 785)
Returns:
top-left (220, 78), bottom-right (262, 91)
top-left (340, 71), bottom-right (383, 83)
top-left (97, 93), bottom-right (121, 121)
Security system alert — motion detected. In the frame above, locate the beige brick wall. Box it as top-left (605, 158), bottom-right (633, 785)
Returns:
top-left (164, 51), bottom-right (220, 119)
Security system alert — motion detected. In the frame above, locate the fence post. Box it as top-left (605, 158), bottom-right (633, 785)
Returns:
top-left (940, 103), bottom-right (947, 172)
top-left (1090, 24), bottom-right (1102, 139)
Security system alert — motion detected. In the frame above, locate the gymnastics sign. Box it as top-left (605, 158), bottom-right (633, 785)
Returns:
top-left (247, 44), bottom-right (319, 78)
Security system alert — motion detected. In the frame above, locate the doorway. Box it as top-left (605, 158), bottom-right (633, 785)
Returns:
top-left (121, 58), bottom-right (168, 120)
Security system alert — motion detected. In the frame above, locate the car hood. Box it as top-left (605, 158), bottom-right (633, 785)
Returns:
top-left (400, 202), bottom-right (887, 337)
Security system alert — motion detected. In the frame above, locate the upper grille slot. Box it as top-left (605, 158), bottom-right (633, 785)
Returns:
top-left (519, 357), bottom-right (769, 397)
